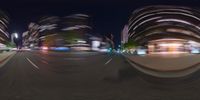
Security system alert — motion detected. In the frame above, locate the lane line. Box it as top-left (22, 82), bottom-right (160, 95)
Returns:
top-left (105, 58), bottom-right (112, 65)
top-left (26, 57), bottom-right (40, 69)
top-left (41, 60), bottom-right (49, 65)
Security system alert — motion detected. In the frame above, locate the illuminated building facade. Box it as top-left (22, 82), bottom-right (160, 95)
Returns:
top-left (129, 5), bottom-right (200, 54)
top-left (22, 22), bottom-right (40, 47)
top-left (22, 14), bottom-right (113, 51)
top-left (23, 14), bottom-right (93, 50)
top-left (121, 25), bottom-right (129, 44)
top-left (0, 11), bottom-right (9, 47)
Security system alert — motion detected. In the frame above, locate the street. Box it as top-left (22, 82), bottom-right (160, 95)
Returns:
top-left (0, 51), bottom-right (199, 100)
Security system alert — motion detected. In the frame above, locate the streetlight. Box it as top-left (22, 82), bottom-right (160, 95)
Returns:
top-left (11, 32), bottom-right (19, 49)
top-left (14, 33), bottom-right (18, 39)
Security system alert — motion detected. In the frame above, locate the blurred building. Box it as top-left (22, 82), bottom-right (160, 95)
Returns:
top-left (129, 5), bottom-right (200, 54)
top-left (22, 14), bottom-right (114, 52)
top-left (22, 22), bottom-right (40, 48)
top-left (121, 24), bottom-right (128, 44)
top-left (0, 10), bottom-right (9, 48)
top-left (22, 31), bottom-right (28, 47)
top-left (61, 14), bottom-right (92, 50)
top-left (22, 14), bottom-right (96, 51)
top-left (37, 16), bottom-right (61, 47)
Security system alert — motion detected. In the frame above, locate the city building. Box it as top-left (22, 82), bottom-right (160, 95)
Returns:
top-left (121, 24), bottom-right (128, 44)
top-left (22, 14), bottom-right (100, 51)
top-left (0, 10), bottom-right (9, 48)
top-left (129, 5), bottom-right (200, 54)
top-left (22, 22), bottom-right (40, 48)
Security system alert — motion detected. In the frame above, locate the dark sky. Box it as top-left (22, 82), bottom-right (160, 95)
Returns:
top-left (0, 0), bottom-right (199, 45)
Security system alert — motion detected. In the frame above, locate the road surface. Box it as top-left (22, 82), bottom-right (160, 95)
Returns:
top-left (0, 51), bottom-right (200, 100)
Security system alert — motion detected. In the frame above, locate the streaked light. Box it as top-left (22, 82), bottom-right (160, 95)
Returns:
top-left (77, 40), bottom-right (87, 44)
top-left (71, 47), bottom-right (91, 51)
top-left (156, 18), bottom-right (200, 30)
top-left (41, 46), bottom-right (48, 50)
top-left (92, 41), bottom-right (100, 48)
top-left (137, 49), bottom-right (147, 55)
top-left (62, 25), bottom-right (91, 31)
top-left (0, 37), bottom-right (5, 41)
top-left (158, 43), bottom-right (183, 47)
top-left (98, 48), bottom-right (109, 52)
top-left (133, 16), bottom-right (161, 30)
top-left (51, 47), bottom-right (70, 51)
top-left (0, 43), bottom-right (6, 48)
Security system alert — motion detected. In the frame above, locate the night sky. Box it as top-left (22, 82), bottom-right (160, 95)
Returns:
top-left (0, 0), bottom-right (199, 46)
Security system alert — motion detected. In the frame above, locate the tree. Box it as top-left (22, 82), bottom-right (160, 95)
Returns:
top-left (123, 40), bottom-right (138, 49)
top-left (5, 41), bottom-right (15, 48)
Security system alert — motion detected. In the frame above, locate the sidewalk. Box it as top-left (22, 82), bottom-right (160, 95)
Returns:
top-left (0, 51), bottom-right (16, 68)
top-left (124, 53), bottom-right (200, 78)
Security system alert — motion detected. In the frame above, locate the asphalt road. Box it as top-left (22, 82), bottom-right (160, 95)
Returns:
top-left (1, 51), bottom-right (200, 100)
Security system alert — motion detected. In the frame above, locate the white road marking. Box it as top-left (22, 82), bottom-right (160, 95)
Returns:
top-left (26, 57), bottom-right (39, 69)
top-left (105, 58), bottom-right (112, 65)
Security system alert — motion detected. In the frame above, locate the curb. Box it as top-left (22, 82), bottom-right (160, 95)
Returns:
top-left (0, 52), bottom-right (16, 68)
top-left (123, 54), bottom-right (200, 78)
